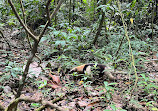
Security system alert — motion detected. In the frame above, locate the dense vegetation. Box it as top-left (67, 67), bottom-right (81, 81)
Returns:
top-left (0, 0), bottom-right (158, 110)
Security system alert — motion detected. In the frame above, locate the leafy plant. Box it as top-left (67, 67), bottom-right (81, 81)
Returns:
top-left (38, 80), bottom-right (47, 89)
top-left (5, 61), bottom-right (23, 78)
top-left (103, 81), bottom-right (117, 100)
top-left (31, 103), bottom-right (41, 108)
top-left (138, 74), bottom-right (158, 95)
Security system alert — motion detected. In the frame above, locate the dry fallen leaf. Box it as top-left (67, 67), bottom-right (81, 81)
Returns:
top-left (125, 82), bottom-right (131, 85)
top-left (48, 82), bottom-right (60, 89)
top-left (49, 74), bottom-right (60, 85)
top-left (87, 101), bottom-right (100, 107)
top-left (23, 62), bottom-right (42, 78)
top-left (78, 101), bottom-right (89, 107)
top-left (68, 102), bottom-right (76, 108)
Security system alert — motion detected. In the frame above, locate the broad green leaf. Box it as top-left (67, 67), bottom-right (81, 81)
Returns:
top-left (55, 40), bottom-right (66, 47)
top-left (131, 0), bottom-right (136, 8)
top-left (83, 0), bottom-right (87, 4)
top-left (110, 104), bottom-right (116, 110)
top-left (126, 3), bottom-right (131, 8)
top-left (108, 83), bottom-right (118, 86)
top-left (53, 31), bottom-right (61, 36)
top-left (31, 103), bottom-right (40, 107)
top-left (11, 72), bottom-right (17, 77)
top-left (38, 80), bottom-right (47, 89)
top-left (40, 36), bottom-right (48, 42)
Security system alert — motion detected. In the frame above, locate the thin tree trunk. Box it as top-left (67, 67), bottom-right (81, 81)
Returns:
top-left (151, 1), bottom-right (155, 39)
top-left (73, 0), bottom-right (75, 13)
top-left (69, 0), bottom-right (71, 24)
top-left (54, 0), bottom-right (57, 25)
top-left (92, 0), bottom-right (106, 47)
top-left (92, 12), bottom-right (105, 46)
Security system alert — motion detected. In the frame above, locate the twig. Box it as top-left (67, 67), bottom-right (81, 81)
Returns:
top-left (19, 0), bottom-right (33, 49)
top-left (92, 11), bottom-right (105, 46)
top-left (113, 36), bottom-right (125, 61)
top-left (19, 0), bottom-right (26, 24)
top-left (16, 41), bottom-right (39, 98)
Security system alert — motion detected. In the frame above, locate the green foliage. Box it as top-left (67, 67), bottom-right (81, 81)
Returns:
top-left (5, 62), bottom-right (23, 77)
top-left (104, 104), bottom-right (127, 111)
top-left (103, 81), bottom-right (117, 101)
top-left (0, 61), bottom-right (23, 83)
top-left (0, 0), bottom-right (47, 27)
top-left (38, 80), bottom-right (47, 89)
top-left (31, 103), bottom-right (41, 108)
top-left (138, 74), bottom-right (158, 95)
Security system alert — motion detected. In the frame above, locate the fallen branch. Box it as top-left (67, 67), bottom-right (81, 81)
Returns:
top-left (5, 97), bottom-right (67, 111)
top-left (36, 94), bottom-right (65, 111)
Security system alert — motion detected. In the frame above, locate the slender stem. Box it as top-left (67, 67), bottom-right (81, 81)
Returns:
top-left (8, 0), bottom-right (38, 41)
top-left (117, 0), bottom-right (138, 96)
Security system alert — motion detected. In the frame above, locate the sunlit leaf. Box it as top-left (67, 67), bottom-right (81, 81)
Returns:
top-left (131, 0), bottom-right (136, 8)
top-left (31, 103), bottom-right (40, 107)
top-left (38, 80), bottom-right (47, 89)
top-left (152, 108), bottom-right (158, 111)
top-left (130, 18), bottom-right (134, 24)
top-left (79, 81), bottom-right (84, 85)
top-left (83, 0), bottom-right (87, 4)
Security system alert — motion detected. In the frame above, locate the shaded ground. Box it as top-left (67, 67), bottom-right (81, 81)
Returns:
top-left (0, 28), bottom-right (158, 111)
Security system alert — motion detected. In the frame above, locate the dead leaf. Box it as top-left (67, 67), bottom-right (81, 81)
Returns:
top-left (83, 106), bottom-right (92, 111)
top-left (11, 30), bottom-right (19, 36)
top-left (49, 74), bottom-right (60, 85)
top-left (48, 80), bottom-right (61, 89)
top-left (125, 82), bottom-right (131, 85)
top-left (78, 101), bottom-right (89, 107)
top-left (68, 102), bottom-right (76, 108)
top-left (87, 101), bottom-right (100, 107)
top-left (48, 83), bottom-right (60, 89)
top-left (23, 62), bottom-right (42, 78)
top-left (3, 86), bottom-right (11, 93)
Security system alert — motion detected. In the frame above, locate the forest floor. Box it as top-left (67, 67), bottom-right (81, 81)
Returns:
top-left (0, 28), bottom-right (158, 111)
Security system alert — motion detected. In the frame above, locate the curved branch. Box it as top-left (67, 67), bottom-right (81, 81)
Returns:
top-left (8, 0), bottom-right (38, 42)
top-left (36, 94), bottom-right (65, 111)
top-left (6, 97), bottom-right (67, 111)
top-left (16, 41), bottom-right (38, 98)
top-left (19, 0), bottom-right (26, 24)
top-left (38, 0), bottom-right (64, 40)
